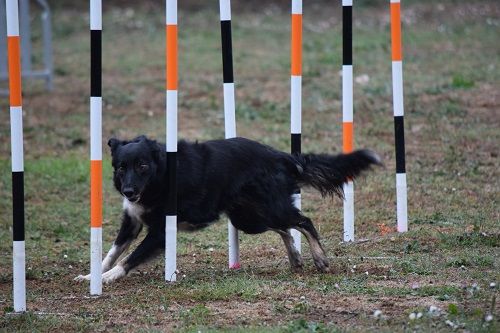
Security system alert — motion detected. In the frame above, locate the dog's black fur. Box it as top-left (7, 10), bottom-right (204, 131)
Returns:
top-left (100, 135), bottom-right (381, 279)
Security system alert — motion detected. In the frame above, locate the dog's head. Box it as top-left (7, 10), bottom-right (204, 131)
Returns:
top-left (108, 136), bottom-right (163, 203)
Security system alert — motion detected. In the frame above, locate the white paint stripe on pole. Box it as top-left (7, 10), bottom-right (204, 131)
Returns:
top-left (165, 215), bottom-right (177, 282)
top-left (342, 0), bottom-right (353, 6)
top-left (90, 97), bottom-right (102, 161)
top-left (90, 227), bottom-right (102, 295)
top-left (90, 0), bottom-right (102, 30)
top-left (13, 240), bottom-right (26, 312)
top-left (6, 0), bottom-right (20, 36)
top-left (166, 91), bottom-right (178, 152)
top-left (223, 83), bottom-right (236, 139)
top-left (390, 0), bottom-right (400, 3)
top-left (292, 0), bottom-right (302, 14)
top-left (166, 0), bottom-right (177, 25)
top-left (291, 229), bottom-right (301, 252)
top-left (228, 221), bottom-right (240, 268)
top-left (290, 75), bottom-right (302, 134)
top-left (292, 193), bottom-right (301, 210)
top-left (342, 65), bottom-right (353, 122)
top-left (396, 173), bottom-right (408, 232)
top-left (343, 181), bottom-right (354, 242)
top-left (10, 106), bottom-right (24, 172)
top-left (291, 193), bottom-right (302, 252)
top-left (392, 61), bottom-right (404, 117)
top-left (219, 0), bottom-right (231, 21)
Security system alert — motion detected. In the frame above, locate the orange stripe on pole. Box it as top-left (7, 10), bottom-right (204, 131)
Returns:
top-left (90, 160), bottom-right (102, 228)
top-left (390, 2), bottom-right (402, 61)
top-left (7, 36), bottom-right (22, 106)
top-left (291, 14), bottom-right (302, 76)
top-left (343, 122), bottom-right (354, 153)
top-left (166, 25), bottom-right (178, 90)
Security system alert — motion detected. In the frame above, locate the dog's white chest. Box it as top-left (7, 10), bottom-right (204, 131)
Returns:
top-left (123, 199), bottom-right (146, 223)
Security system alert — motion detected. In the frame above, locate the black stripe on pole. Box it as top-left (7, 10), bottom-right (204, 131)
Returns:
top-left (220, 20), bottom-right (234, 84)
top-left (12, 172), bottom-right (25, 242)
top-left (291, 133), bottom-right (301, 155)
top-left (90, 29), bottom-right (102, 97)
top-left (342, 5), bottom-right (352, 66)
top-left (290, 132), bottom-right (301, 194)
top-left (394, 116), bottom-right (406, 174)
top-left (166, 152), bottom-right (177, 215)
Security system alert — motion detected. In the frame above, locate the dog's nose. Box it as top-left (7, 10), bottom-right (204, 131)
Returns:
top-left (122, 188), bottom-right (136, 199)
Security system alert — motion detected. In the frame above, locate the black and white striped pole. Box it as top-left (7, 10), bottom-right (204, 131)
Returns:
top-left (165, 0), bottom-right (178, 282)
top-left (342, 0), bottom-right (355, 242)
top-left (7, 0), bottom-right (26, 312)
top-left (219, 0), bottom-right (240, 269)
top-left (390, 0), bottom-right (408, 232)
top-left (290, 0), bottom-right (303, 251)
top-left (89, 0), bottom-right (103, 296)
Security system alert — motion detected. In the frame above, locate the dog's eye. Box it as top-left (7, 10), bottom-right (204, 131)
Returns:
top-left (139, 164), bottom-right (149, 171)
top-left (117, 166), bottom-right (125, 173)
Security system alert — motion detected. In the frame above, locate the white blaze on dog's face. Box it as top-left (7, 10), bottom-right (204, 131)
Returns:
top-left (108, 137), bottom-right (161, 203)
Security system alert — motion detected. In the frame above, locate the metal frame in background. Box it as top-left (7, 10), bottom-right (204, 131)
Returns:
top-left (0, 0), bottom-right (53, 92)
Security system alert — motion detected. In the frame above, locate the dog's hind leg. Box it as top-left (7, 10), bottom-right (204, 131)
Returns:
top-left (294, 217), bottom-right (330, 272)
top-left (272, 229), bottom-right (304, 272)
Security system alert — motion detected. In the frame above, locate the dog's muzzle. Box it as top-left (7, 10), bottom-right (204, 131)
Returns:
top-left (122, 187), bottom-right (139, 202)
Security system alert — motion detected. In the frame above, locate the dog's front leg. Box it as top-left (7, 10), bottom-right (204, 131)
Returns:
top-left (102, 230), bottom-right (164, 284)
top-left (101, 214), bottom-right (142, 272)
top-left (75, 213), bottom-right (142, 282)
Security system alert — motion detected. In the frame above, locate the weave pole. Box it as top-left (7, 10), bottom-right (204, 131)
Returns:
top-left (290, 0), bottom-right (302, 252)
top-left (219, 0), bottom-right (240, 269)
top-left (342, 0), bottom-right (354, 242)
top-left (390, 0), bottom-right (408, 232)
top-left (90, 0), bottom-right (103, 295)
top-left (165, 0), bottom-right (178, 282)
top-left (7, 0), bottom-right (26, 312)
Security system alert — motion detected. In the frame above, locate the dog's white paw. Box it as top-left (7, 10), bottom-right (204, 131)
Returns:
top-left (102, 265), bottom-right (126, 284)
top-left (74, 274), bottom-right (91, 282)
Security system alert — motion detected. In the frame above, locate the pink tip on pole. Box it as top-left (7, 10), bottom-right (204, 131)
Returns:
top-left (229, 263), bottom-right (241, 270)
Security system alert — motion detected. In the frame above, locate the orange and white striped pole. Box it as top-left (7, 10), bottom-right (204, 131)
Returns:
top-left (165, 0), bottom-right (178, 282)
top-left (90, 0), bottom-right (103, 295)
top-left (290, 0), bottom-right (302, 252)
top-left (342, 0), bottom-right (354, 242)
top-left (390, 0), bottom-right (408, 232)
top-left (7, 0), bottom-right (26, 312)
top-left (219, 0), bottom-right (240, 269)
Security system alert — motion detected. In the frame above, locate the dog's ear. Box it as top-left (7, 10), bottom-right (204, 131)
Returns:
top-left (108, 138), bottom-right (123, 154)
top-left (135, 135), bottom-right (147, 142)
top-left (145, 138), bottom-right (162, 162)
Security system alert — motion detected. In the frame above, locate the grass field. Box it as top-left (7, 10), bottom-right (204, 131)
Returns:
top-left (0, 0), bottom-right (499, 331)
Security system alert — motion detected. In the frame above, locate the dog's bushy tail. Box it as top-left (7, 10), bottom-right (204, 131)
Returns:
top-left (294, 150), bottom-right (382, 198)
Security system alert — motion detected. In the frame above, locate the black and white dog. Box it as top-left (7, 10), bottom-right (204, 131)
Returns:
top-left (76, 135), bottom-right (381, 283)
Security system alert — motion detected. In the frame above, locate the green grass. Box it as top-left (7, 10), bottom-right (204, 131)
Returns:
top-left (0, 312), bottom-right (92, 332)
top-left (1, 0), bottom-right (499, 332)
